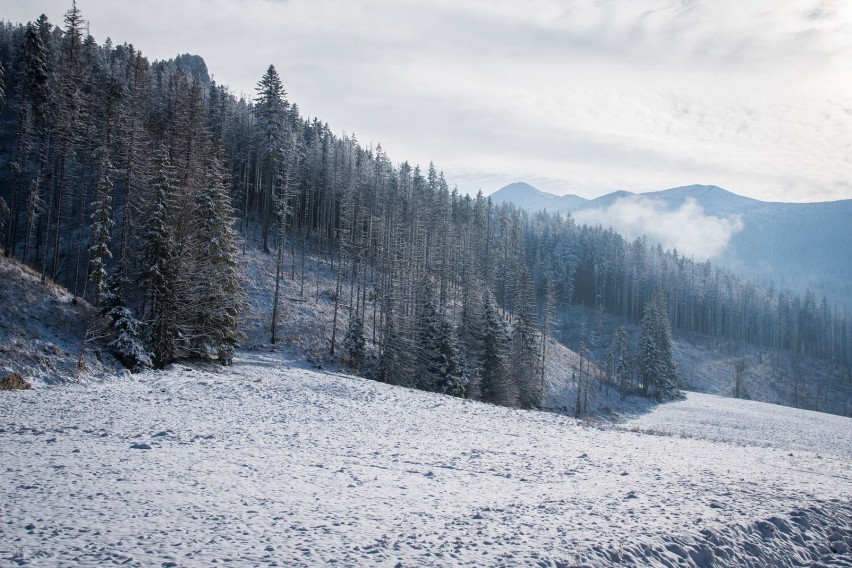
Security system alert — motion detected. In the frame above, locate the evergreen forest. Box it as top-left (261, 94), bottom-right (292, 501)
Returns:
top-left (1, 3), bottom-right (849, 411)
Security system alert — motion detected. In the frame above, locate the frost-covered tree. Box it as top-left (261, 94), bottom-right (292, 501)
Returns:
top-left (100, 271), bottom-right (151, 371)
top-left (343, 310), bottom-right (366, 371)
top-left (139, 148), bottom-right (179, 369)
top-left (639, 290), bottom-right (681, 401)
top-left (88, 147), bottom-right (115, 307)
top-left (511, 267), bottom-right (541, 408)
top-left (254, 64), bottom-right (289, 252)
top-left (606, 326), bottom-right (634, 400)
top-left (187, 157), bottom-right (246, 362)
top-left (417, 290), bottom-right (465, 396)
top-left (479, 291), bottom-right (513, 406)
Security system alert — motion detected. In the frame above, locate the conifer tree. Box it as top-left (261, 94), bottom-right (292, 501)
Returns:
top-left (433, 318), bottom-right (466, 397)
top-left (139, 148), bottom-right (179, 369)
top-left (511, 267), bottom-right (541, 408)
top-left (416, 288), bottom-right (464, 395)
top-left (88, 147), bottom-right (114, 306)
top-left (254, 64), bottom-right (289, 253)
top-left (639, 290), bottom-right (681, 401)
top-left (188, 157), bottom-right (246, 362)
top-left (5, 23), bottom-right (49, 258)
top-left (606, 326), bottom-right (633, 400)
top-left (479, 291), bottom-right (513, 406)
top-left (343, 309), bottom-right (366, 371)
top-left (100, 271), bottom-right (151, 371)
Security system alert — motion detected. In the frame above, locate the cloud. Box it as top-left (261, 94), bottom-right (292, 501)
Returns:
top-left (5, 0), bottom-right (851, 202)
top-left (572, 196), bottom-right (744, 260)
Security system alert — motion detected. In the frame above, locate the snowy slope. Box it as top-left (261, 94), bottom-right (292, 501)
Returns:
top-left (2, 352), bottom-right (850, 566)
top-left (0, 256), bottom-right (121, 385)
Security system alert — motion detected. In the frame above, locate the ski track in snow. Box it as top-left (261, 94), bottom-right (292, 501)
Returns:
top-left (1, 352), bottom-right (851, 567)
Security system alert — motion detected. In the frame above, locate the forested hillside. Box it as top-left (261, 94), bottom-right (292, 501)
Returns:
top-left (1, 4), bottom-right (849, 413)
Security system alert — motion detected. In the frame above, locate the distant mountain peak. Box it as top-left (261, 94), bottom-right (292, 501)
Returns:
top-left (490, 182), bottom-right (587, 212)
top-left (492, 182), bottom-right (551, 197)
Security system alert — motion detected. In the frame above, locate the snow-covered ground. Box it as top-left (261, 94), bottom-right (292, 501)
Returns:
top-left (2, 351), bottom-right (850, 566)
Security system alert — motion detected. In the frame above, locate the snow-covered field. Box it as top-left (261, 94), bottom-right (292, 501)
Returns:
top-left (2, 351), bottom-right (851, 567)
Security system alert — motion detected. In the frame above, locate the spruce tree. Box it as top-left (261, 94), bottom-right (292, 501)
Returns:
top-left (606, 326), bottom-right (633, 400)
top-left (188, 157), bottom-right (246, 363)
top-left (254, 64), bottom-right (289, 253)
top-left (416, 289), bottom-right (465, 396)
top-left (511, 267), bottom-right (541, 408)
top-left (639, 290), bottom-right (681, 401)
top-left (479, 291), bottom-right (513, 406)
top-left (88, 147), bottom-right (114, 307)
top-left (100, 271), bottom-right (151, 371)
top-left (6, 23), bottom-right (49, 258)
top-left (433, 318), bottom-right (466, 397)
top-left (343, 309), bottom-right (366, 372)
top-left (139, 148), bottom-right (179, 369)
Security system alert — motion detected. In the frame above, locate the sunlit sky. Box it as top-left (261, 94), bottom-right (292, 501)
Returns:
top-left (4, 0), bottom-right (852, 202)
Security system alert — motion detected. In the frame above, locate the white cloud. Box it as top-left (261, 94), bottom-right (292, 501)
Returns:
top-left (572, 196), bottom-right (744, 260)
top-left (4, 0), bottom-right (852, 202)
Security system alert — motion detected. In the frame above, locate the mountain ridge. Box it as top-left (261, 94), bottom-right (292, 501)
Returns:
top-left (490, 182), bottom-right (852, 306)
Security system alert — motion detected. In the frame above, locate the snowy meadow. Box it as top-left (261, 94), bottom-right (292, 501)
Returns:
top-left (2, 351), bottom-right (850, 567)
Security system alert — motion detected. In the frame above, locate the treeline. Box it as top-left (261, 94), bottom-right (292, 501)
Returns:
top-left (0, 5), bottom-right (244, 369)
top-left (0, 5), bottom-right (848, 407)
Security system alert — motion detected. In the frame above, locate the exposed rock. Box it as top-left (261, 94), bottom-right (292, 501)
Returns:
top-left (0, 372), bottom-right (31, 391)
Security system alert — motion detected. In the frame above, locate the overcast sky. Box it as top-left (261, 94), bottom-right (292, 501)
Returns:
top-left (4, 0), bottom-right (852, 202)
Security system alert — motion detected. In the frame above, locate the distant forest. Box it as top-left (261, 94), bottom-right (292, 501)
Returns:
top-left (0, 4), bottom-right (849, 409)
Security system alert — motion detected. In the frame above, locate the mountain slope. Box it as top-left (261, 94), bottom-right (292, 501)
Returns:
top-left (0, 256), bottom-right (121, 384)
top-left (2, 352), bottom-right (850, 566)
top-left (493, 182), bottom-right (852, 306)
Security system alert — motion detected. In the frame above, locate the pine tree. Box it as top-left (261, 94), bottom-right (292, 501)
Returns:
top-left (188, 157), bottom-right (246, 363)
top-left (433, 318), bottom-right (466, 397)
top-left (100, 271), bottom-right (152, 371)
top-left (343, 309), bottom-right (366, 371)
top-left (511, 267), bottom-right (541, 408)
top-left (606, 326), bottom-right (633, 400)
top-left (479, 291), bottom-right (513, 406)
top-left (416, 288), bottom-right (464, 396)
top-left (87, 147), bottom-right (115, 307)
top-left (139, 148), bottom-right (179, 369)
top-left (639, 290), bottom-right (681, 401)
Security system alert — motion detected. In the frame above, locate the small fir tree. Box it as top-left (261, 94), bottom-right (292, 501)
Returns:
top-left (100, 271), bottom-right (152, 371)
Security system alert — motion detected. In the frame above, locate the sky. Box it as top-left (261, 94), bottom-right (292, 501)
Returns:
top-left (3, 0), bottom-right (852, 203)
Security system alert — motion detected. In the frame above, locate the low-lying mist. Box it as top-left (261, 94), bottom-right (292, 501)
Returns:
top-left (573, 196), bottom-right (744, 260)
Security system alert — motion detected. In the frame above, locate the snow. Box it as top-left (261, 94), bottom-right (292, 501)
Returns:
top-left (2, 351), bottom-right (851, 566)
top-left (0, 256), bottom-right (122, 385)
top-left (620, 391), bottom-right (852, 458)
